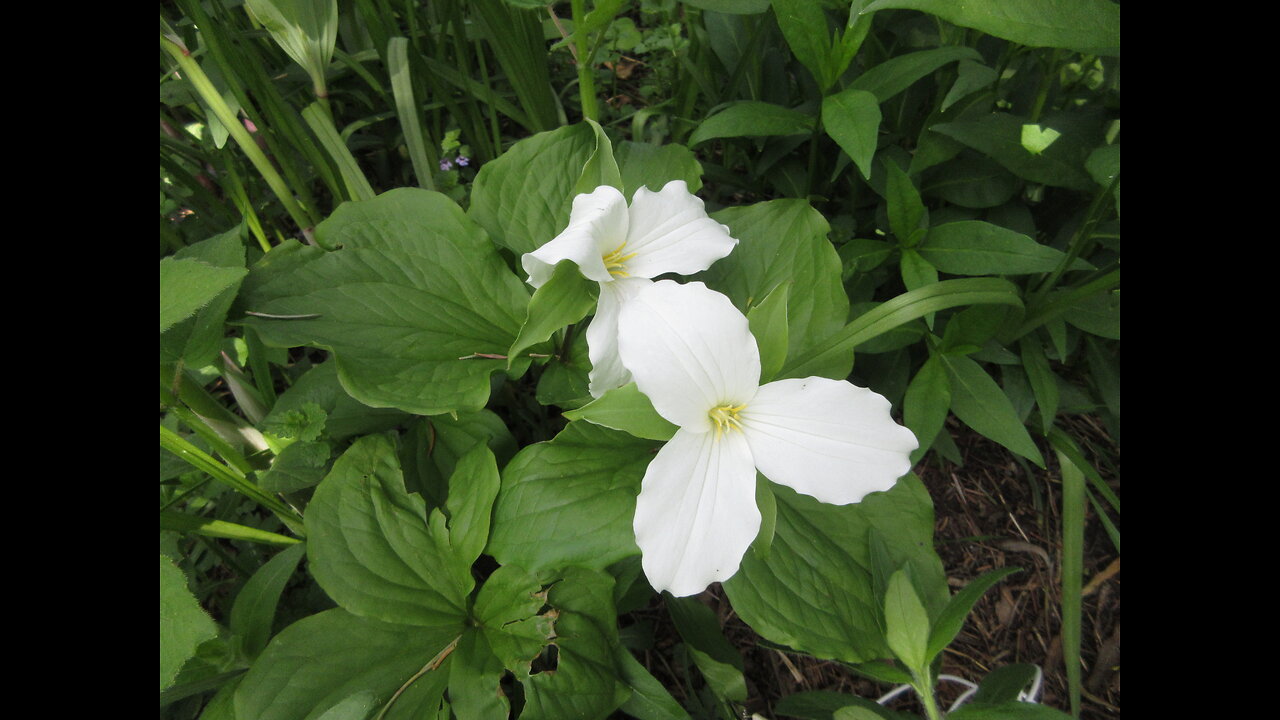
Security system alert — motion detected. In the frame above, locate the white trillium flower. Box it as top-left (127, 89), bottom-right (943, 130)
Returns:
top-left (521, 181), bottom-right (737, 397)
top-left (617, 280), bottom-right (920, 597)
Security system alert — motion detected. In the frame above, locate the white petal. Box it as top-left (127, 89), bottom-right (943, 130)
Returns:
top-left (585, 277), bottom-right (651, 397)
top-left (740, 377), bottom-right (918, 504)
top-left (622, 181), bottom-right (738, 279)
top-left (633, 428), bottom-right (760, 597)
top-left (617, 281), bottom-right (760, 432)
top-left (521, 186), bottom-right (628, 287)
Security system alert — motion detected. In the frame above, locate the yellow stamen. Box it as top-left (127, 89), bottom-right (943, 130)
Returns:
top-left (602, 242), bottom-right (639, 277)
top-left (708, 404), bottom-right (747, 439)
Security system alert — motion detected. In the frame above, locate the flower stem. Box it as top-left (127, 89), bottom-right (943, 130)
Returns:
top-left (570, 0), bottom-right (599, 121)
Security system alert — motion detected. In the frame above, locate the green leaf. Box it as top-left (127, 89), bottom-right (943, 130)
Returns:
top-left (860, 0), bottom-right (1119, 55)
top-left (160, 256), bottom-right (247, 333)
top-left (777, 691), bottom-right (912, 720)
top-left (667, 597), bottom-right (747, 702)
top-left (243, 0), bottom-right (339, 90)
top-left (920, 221), bottom-right (1083, 275)
top-left (444, 443), bottom-right (501, 567)
top-left (849, 46), bottom-right (982, 103)
top-left (159, 511), bottom-right (302, 546)
top-left (723, 477), bottom-right (947, 664)
top-left (688, 102), bottom-right (816, 146)
top-left (563, 382), bottom-right (679, 441)
top-left (161, 228), bottom-right (247, 368)
top-left (306, 435), bottom-right (471, 627)
top-left (932, 114), bottom-right (1094, 190)
top-left (971, 663), bottom-right (1042, 704)
top-left (230, 543), bottom-right (307, 660)
top-left (773, 0), bottom-right (840, 91)
top-left (448, 631), bottom-right (509, 720)
top-left (240, 189), bottom-right (530, 416)
top-left (470, 123), bottom-right (610, 256)
top-left (261, 361), bottom-right (405, 441)
top-left (509, 261), bottom-right (599, 366)
top-left (904, 353), bottom-right (950, 462)
top-left (616, 646), bottom-right (692, 720)
top-left (702, 199), bottom-right (849, 379)
top-left (472, 564), bottom-right (552, 675)
top-left (615, 140), bottom-right (704, 201)
top-left (160, 556), bottom-right (218, 691)
top-left (883, 569), bottom-right (930, 672)
top-left (1086, 144), bottom-right (1120, 212)
top-left (489, 422), bottom-right (659, 571)
top-left (925, 566), bottom-right (1019, 662)
top-left (922, 154), bottom-right (1018, 209)
top-left (942, 60), bottom-right (997, 112)
top-left (682, 0), bottom-right (770, 12)
top-left (574, 118), bottom-right (624, 198)
top-left (1019, 338), bottom-right (1059, 430)
top-left (899, 248), bottom-right (937, 294)
top-left (233, 609), bottom-right (456, 720)
top-left (783, 278), bottom-right (1023, 379)
top-left (940, 354), bottom-right (1045, 466)
top-left (884, 161), bottom-right (927, 247)
top-left (822, 88), bottom-right (882, 180)
top-left (947, 701), bottom-right (1075, 720)
top-left (1020, 124), bottom-right (1061, 155)
top-left (748, 282), bottom-right (791, 383)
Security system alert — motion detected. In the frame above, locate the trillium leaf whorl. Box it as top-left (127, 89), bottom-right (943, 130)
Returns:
top-left (521, 181), bottom-right (737, 397)
top-left (617, 281), bottom-right (919, 596)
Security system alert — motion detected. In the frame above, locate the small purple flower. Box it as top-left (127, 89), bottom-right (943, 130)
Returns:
top-left (439, 158), bottom-right (454, 171)
top-left (456, 155), bottom-right (470, 167)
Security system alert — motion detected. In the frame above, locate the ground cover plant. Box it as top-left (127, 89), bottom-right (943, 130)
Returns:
top-left (160, 1), bottom-right (1120, 718)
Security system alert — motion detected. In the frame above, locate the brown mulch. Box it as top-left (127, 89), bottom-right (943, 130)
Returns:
top-left (635, 415), bottom-right (1120, 719)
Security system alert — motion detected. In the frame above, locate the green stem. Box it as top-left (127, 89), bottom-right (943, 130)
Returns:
top-left (1028, 49), bottom-right (1061, 123)
top-left (570, 0), bottom-right (598, 121)
top-left (914, 668), bottom-right (945, 720)
top-left (160, 34), bottom-right (318, 234)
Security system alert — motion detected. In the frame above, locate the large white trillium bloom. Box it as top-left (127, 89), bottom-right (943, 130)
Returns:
top-left (618, 281), bottom-right (919, 596)
top-left (521, 181), bottom-right (737, 397)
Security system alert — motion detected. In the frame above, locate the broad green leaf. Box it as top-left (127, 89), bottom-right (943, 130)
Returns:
top-left (473, 564), bottom-right (553, 675)
top-left (784, 278), bottom-right (1022, 379)
top-left (849, 46), bottom-right (982, 103)
top-left (922, 154), bottom-right (1018, 209)
top-left (884, 569), bottom-right (930, 671)
top-left (448, 631), bottom-right (509, 720)
top-left (971, 663), bottom-right (1042, 704)
top-left (777, 691), bottom-right (913, 720)
top-left (160, 256), bottom-right (247, 333)
top-left (161, 228), bottom-right (246, 367)
top-left (563, 382), bottom-right (679, 441)
top-left (899, 248), bottom-right (937, 295)
top-left (408, 410), bottom-right (519, 507)
top-left (615, 140), bottom-right (704, 201)
top-left (230, 543), bottom-right (306, 660)
top-left (1062, 289), bottom-right (1121, 339)
top-left (861, 0), bottom-right (1120, 55)
top-left (702, 199), bottom-right (850, 379)
top-left (489, 422), bottom-right (659, 571)
top-left (521, 567), bottom-right (630, 720)
top-left (688, 102), bottom-right (816, 146)
top-left (536, 327), bottom-right (593, 409)
top-left (667, 597), bottom-right (747, 702)
top-left (773, 0), bottom-right (839, 91)
top-left (942, 60), bottom-right (997, 111)
top-left (837, 703), bottom-right (902, 720)
top-left (470, 123), bottom-right (608, 256)
top-left (240, 189), bottom-right (530, 416)
top-left (258, 440), bottom-right (330, 493)
top-left (234, 609), bottom-right (456, 720)
top-left (261, 361), bottom-right (405, 441)
top-left (822, 88), bottom-right (882, 180)
top-left (574, 118), bottom-right (624, 198)
top-left (904, 353), bottom-right (950, 461)
top-left (884, 161), bottom-right (927, 246)
top-left (723, 476), bottom-right (946, 664)
top-left (306, 435), bottom-right (471, 627)
top-left (244, 0), bottom-right (339, 91)
top-left (1019, 338), bottom-right (1059, 430)
top-left (1086, 144), bottom-right (1120, 213)
top-left (509, 261), bottom-right (599, 366)
top-left (444, 444), bottom-right (501, 567)
top-left (747, 282), bottom-right (791, 383)
top-left (920, 221), bottom-right (1081, 275)
top-left (1020, 124), bottom-right (1061, 155)
top-left (925, 566), bottom-right (1020, 662)
top-left (932, 114), bottom-right (1094, 190)
top-left (616, 646), bottom-right (692, 720)
top-left (160, 556), bottom-right (218, 691)
top-left (940, 354), bottom-right (1045, 466)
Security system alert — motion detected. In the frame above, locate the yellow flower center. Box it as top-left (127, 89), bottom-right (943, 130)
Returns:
top-left (708, 403), bottom-right (747, 438)
top-left (602, 242), bottom-right (638, 278)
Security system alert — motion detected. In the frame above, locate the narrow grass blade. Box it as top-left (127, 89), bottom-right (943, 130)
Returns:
top-left (1057, 449), bottom-right (1085, 717)
top-left (160, 510), bottom-right (302, 546)
top-left (301, 102), bottom-right (376, 201)
top-left (388, 36), bottom-right (438, 191)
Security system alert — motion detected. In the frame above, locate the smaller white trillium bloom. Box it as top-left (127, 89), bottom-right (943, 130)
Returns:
top-left (618, 280), bottom-right (920, 597)
top-left (521, 181), bottom-right (737, 397)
